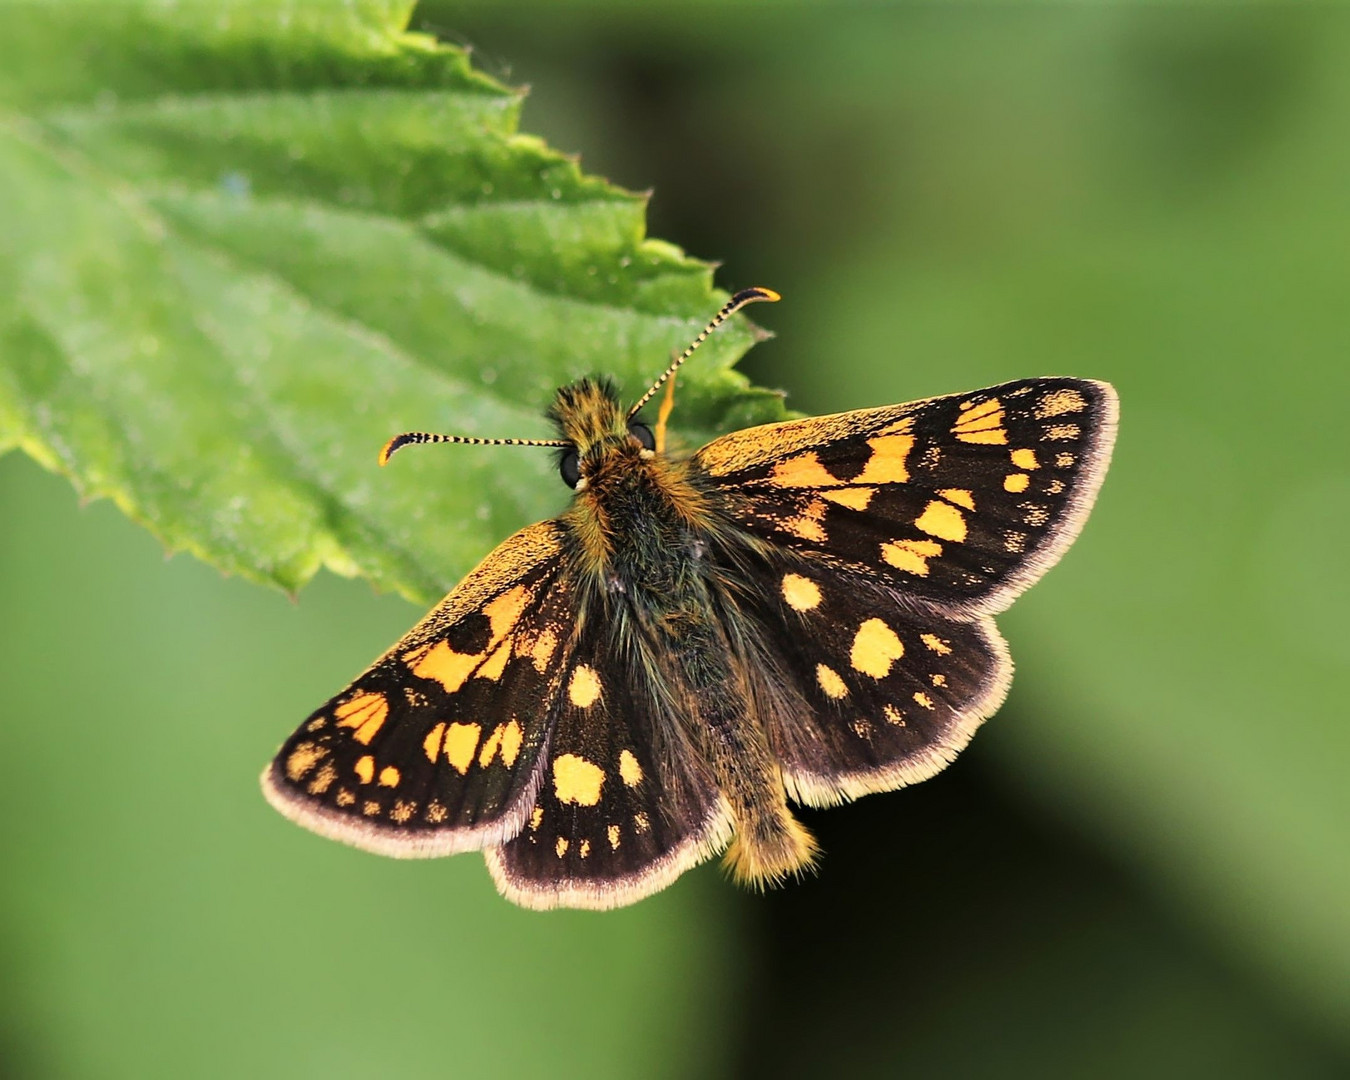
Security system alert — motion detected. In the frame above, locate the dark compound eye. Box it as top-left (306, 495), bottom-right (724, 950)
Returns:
top-left (559, 448), bottom-right (581, 489)
top-left (628, 422), bottom-right (655, 451)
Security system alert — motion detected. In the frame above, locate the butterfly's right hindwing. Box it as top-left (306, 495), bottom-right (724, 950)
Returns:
top-left (262, 522), bottom-right (573, 857)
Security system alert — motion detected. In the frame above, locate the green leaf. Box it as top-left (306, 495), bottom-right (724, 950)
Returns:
top-left (0, 0), bottom-right (787, 605)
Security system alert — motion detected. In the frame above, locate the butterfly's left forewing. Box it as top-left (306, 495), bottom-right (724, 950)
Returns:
top-left (262, 521), bottom-right (574, 857)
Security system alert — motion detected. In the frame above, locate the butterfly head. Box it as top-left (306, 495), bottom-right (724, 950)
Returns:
top-left (548, 377), bottom-right (655, 491)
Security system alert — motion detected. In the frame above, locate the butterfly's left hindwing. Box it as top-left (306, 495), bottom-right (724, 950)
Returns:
top-left (262, 522), bottom-right (574, 857)
top-left (696, 377), bottom-right (1117, 616)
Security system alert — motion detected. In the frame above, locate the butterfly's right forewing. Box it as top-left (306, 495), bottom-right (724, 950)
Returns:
top-left (262, 521), bottom-right (574, 857)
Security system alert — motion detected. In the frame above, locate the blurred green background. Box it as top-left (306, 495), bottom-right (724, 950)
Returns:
top-left (3, 2), bottom-right (1349, 1077)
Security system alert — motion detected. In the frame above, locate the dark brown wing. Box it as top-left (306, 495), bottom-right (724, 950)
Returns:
top-left (262, 522), bottom-right (574, 857)
top-left (695, 378), bottom-right (1117, 617)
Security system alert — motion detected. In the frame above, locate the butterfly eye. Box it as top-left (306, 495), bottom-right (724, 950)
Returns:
top-left (559, 448), bottom-right (581, 489)
top-left (628, 422), bottom-right (655, 451)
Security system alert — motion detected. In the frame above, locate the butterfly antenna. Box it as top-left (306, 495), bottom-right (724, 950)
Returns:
top-left (379, 431), bottom-right (570, 466)
top-left (627, 286), bottom-right (780, 420)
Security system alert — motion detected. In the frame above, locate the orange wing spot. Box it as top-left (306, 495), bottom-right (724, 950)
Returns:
top-left (425, 801), bottom-right (447, 823)
top-left (855, 435), bottom-right (914, 485)
top-left (1011, 448), bottom-right (1040, 470)
top-left (913, 692), bottom-right (935, 710)
top-left (482, 584), bottom-right (531, 640)
top-left (378, 765), bottom-right (400, 787)
top-left (499, 719), bottom-right (524, 767)
top-left (1035, 388), bottom-right (1087, 418)
top-left (284, 741), bottom-right (326, 781)
top-left (850, 619), bottom-right (904, 679)
top-left (334, 691), bottom-right (389, 746)
top-left (443, 722), bottom-right (481, 775)
top-left (530, 807), bottom-right (544, 831)
top-left (568, 666), bottom-right (603, 709)
top-left (422, 722), bottom-right (446, 763)
top-left (816, 664), bottom-right (849, 699)
top-left (553, 754), bottom-right (604, 806)
top-left (821, 486), bottom-right (875, 511)
top-left (556, 837), bottom-right (569, 858)
top-left (634, 813), bottom-right (651, 834)
top-left (516, 627), bottom-right (559, 672)
top-left (607, 824), bottom-right (621, 850)
top-left (769, 451), bottom-right (842, 487)
top-left (938, 488), bottom-right (975, 510)
top-left (881, 538), bottom-right (942, 576)
top-left (363, 801), bottom-right (381, 817)
top-left (953, 399), bottom-right (1008, 444)
top-left (1004, 473), bottom-right (1030, 493)
top-left (1045, 424), bottom-right (1080, 441)
top-left (619, 749), bottom-right (643, 787)
top-left (920, 634), bottom-right (952, 655)
top-left (477, 640), bottom-right (512, 681)
top-left (877, 417), bottom-right (914, 435)
top-left (781, 573), bottom-right (822, 611)
top-left (354, 755), bottom-right (375, 785)
top-left (390, 800), bottom-right (416, 823)
top-left (307, 763), bottom-right (337, 795)
top-left (336, 789), bottom-right (356, 807)
top-left (883, 705), bottom-right (906, 726)
top-left (580, 840), bottom-right (591, 858)
top-left (478, 724), bottom-right (504, 768)
top-left (915, 501), bottom-right (967, 543)
top-left (405, 641), bottom-right (480, 695)
top-left (1055, 453), bottom-right (1076, 467)
top-left (783, 499), bottom-right (828, 542)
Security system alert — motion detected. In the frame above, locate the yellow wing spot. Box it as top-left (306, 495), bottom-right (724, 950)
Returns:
top-left (920, 633), bottom-right (952, 655)
top-left (555, 837), bottom-right (569, 858)
top-left (850, 619), bottom-right (905, 679)
top-left (931, 673), bottom-right (947, 687)
top-left (821, 486), bottom-right (876, 510)
top-left (877, 417), bottom-right (914, 435)
top-left (1047, 479), bottom-right (1065, 494)
top-left (305, 717), bottom-right (326, 732)
top-left (422, 722), bottom-right (446, 764)
top-left (1004, 473), bottom-right (1030, 493)
top-left (307, 763), bottom-right (337, 795)
top-left (855, 434), bottom-right (914, 484)
top-left (443, 722), bottom-right (481, 775)
top-left (915, 500), bottom-right (968, 542)
top-left (354, 755), bottom-right (375, 785)
top-left (1023, 504), bottom-right (1050, 527)
top-left (938, 488), bottom-right (975, 510)
top-left (1056, 452), bottom-right (1076, 467)
top-left (634, 813), bottom-right (651, 834)
top-left (476, 640), bottom-right (512, 681)
top-left (1035, 388), bottom-right (1087, 418)
top-left (426, 801), bottom-right (447, 823)
top-left (1045, 423), bottom-right (1080, 441)
top-left (913, 692), bottom-right (935, 710)
top-left (619, 750), bottom-right (644, 787)
top-left (530, 807), bottom-right (544, 831)
top-left (403, 688), bottom-right (428, 708)
top-left (881, 538), bottom-right (942, 576)
top-left (953, 398), bottom-right (1008, 444)
top-left (883, 705), bottom-right (906, 727)
top-left (334, 691), bottom-right (389, 746)
top-left (607, 824), bottom-right (621, 850)
top-left (568, 665), bottom-right (603, 708)
top-left (378, 765), bottom-right (400, 788)
top-left (1005, 531), bottom-right (1028, 553)
top-left (816, 664), bottom-right (849, 699)
top-left (405, 641), bottom-right (480, 695)
top-left (1011, 448), bottom-right (1040, 470)
top-left (783, 499), bottom-right (828, 542)
top-left (336, 789), bottom-right (356, 807)
top-left (781, 573), bottom-right (822, 611)
top-left (284, 742), bottom-right (327, 781)
top-left (580, 839), bottom-right (591, 858)
top-left (482, 584), bottom-right (531, 640)
top-left (769, 451), bottom-right (841, 487)
top-left (499, 719), bottom-right (523, 767)
top-left (362, 801), bottom-right (381, 817)
top-left (516, 627), bottom-right (558, 672)
top-left (553, 753), bottom-right (604, 806)
top-left (478, 724), bottom-right (504, 768)
top-left (390, 800), bottom-right (416, 824)
top-left (851, 718), bottom-right (873, 739)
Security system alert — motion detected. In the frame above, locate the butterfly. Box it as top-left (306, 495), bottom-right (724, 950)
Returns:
top-left (262, 287), bottom-right (1118, 910)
